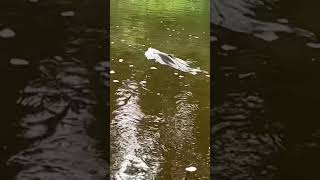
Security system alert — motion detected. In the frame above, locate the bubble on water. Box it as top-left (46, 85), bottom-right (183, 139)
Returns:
top-left (174, 73), bottom-right (178, 75)
top-left (60, 11), bottom-right (75, 17)
top-left (211, 36), bottom-right (218, 42)
top-left (113, 80), bottom-right (120, 83)
top-left (254, 31), bottom-right (279, 41)
top-left (221, 44), bottom-right (237, 51)
top-left (54, 56), bottom-right (63, 61)
top-left (129, 64), bottom-right (134, 67)
top-left (206, 74), bottom-right (210, 77)
top-left (111, 42), bottom-right (114, 44)
top-left (150, 67), bottom-right (157, 70)
top-left (10, 58), bottom-right (29, 66)
top-left (110, 70), bottom-right (115, 74)
top-left (185, 167), bottom-right (197, 172)
top-left (166, 28), bottom-right (170, 31)
top-left (169, 34), bottom-right (172, 37)
top-left (194, 36), bottom-right (199, 39)
top-left (118, 59), bottom-right (124, 62)
top-left (179, 75), bottom-right (184, 78)
top-left (156, 93), bottom-right (160, 96)
top-left (0, 28), bottom-right (15, 38)
top-left (277, 18), bottom-right (289, 24)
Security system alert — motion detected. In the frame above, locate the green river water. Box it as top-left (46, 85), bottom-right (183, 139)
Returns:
top-left (110, 0), bottom-right (210, 179)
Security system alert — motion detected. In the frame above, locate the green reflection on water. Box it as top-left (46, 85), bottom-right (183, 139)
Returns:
top-left (111, 0), bottom-right (210, 179)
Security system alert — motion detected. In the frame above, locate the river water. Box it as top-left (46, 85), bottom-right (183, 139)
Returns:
top-left (1, 0), bottom-right (108, 179)
top-left (212, 0), bottom-right (320, 179)
top-left (110, 0), bottom-right (210, 179)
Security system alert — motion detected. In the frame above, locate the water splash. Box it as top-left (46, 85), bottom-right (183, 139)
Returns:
top-left (144, 48), bottom-right (207, 75)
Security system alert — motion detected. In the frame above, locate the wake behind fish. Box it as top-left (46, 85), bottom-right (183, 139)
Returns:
top-left (144, 47), bottom-right (209, 76)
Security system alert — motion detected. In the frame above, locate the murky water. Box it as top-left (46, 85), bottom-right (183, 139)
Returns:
top-left (212, 0), bottom-right (320, 179)
top-left (110, 0), bottom-right (210, 179)
top-left (1, 0), bottom-right (108, 179)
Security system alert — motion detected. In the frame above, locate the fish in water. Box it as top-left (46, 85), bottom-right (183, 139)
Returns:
top-left (144, 47), bottom-right (207, 75)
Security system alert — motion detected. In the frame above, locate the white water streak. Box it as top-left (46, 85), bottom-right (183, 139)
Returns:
top-left (111, 80), bottom-right (160, 180)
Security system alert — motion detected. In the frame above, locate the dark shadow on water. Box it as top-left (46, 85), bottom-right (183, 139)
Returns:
top-left (211, 0), bottom-right (320, 179)
top-left (1, 0), bottom-right (109, 179)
